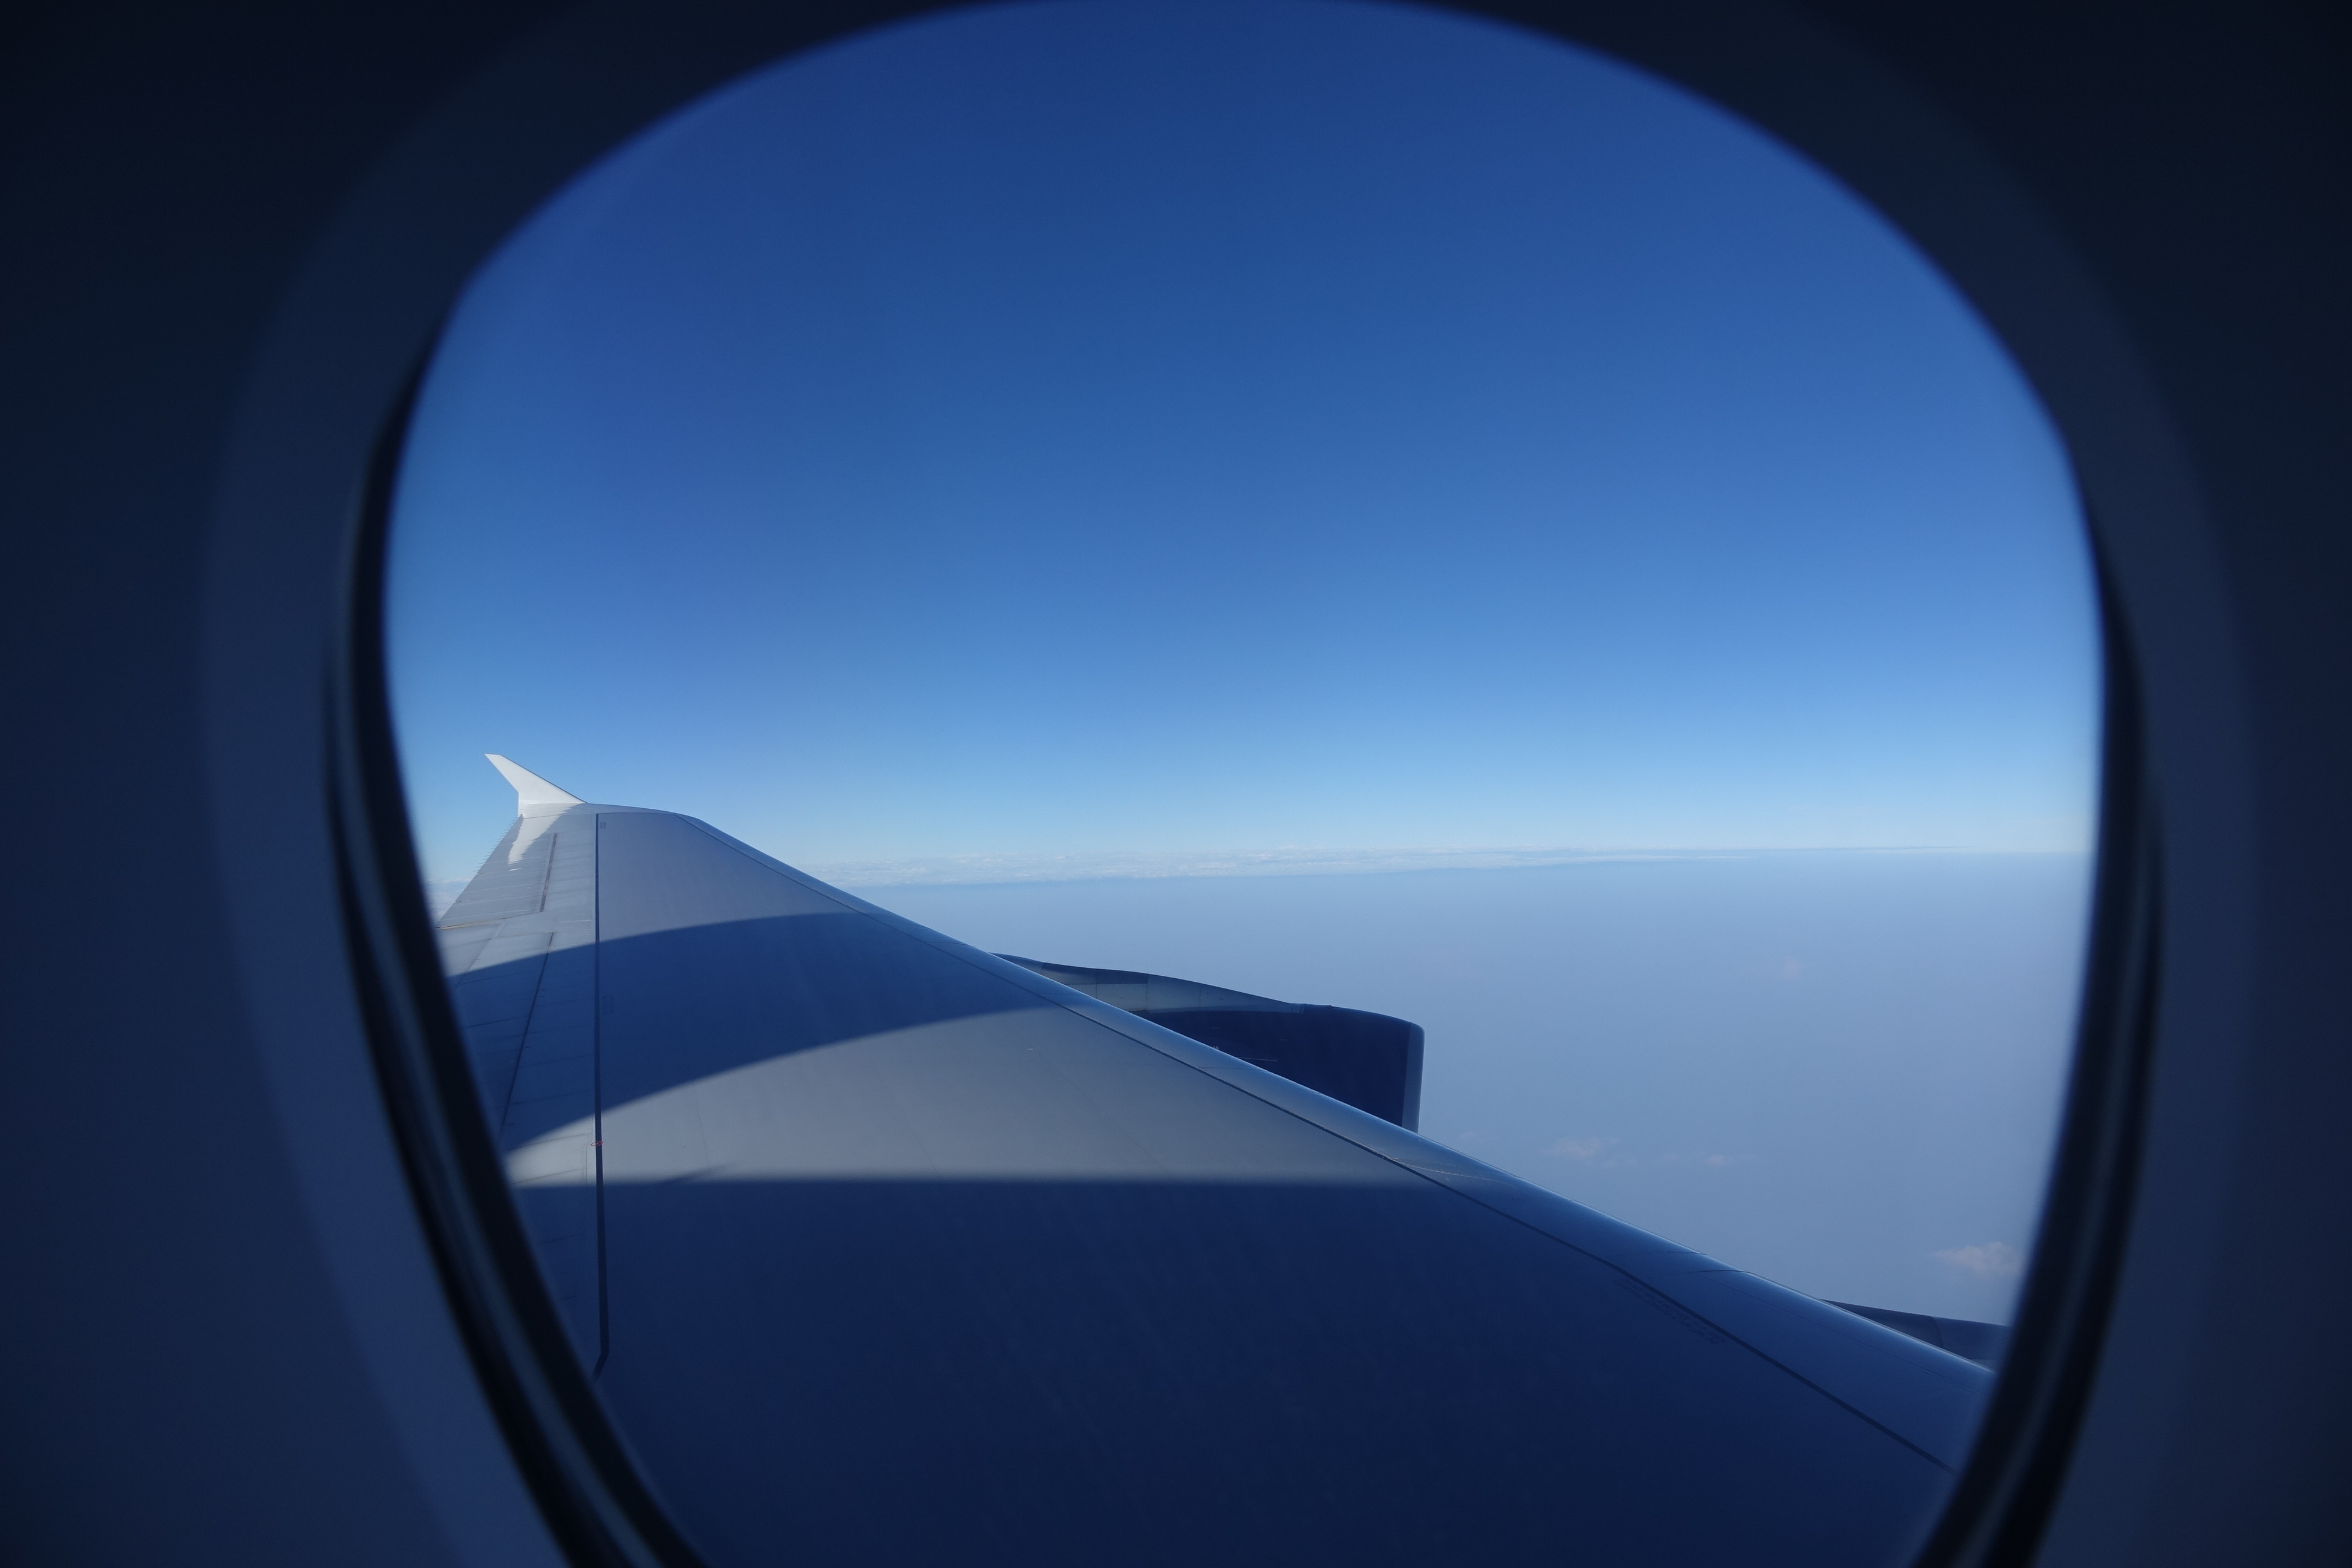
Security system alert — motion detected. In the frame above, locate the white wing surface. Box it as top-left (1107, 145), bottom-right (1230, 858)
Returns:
top-left (433, 763), bottom-right (1990, 1566)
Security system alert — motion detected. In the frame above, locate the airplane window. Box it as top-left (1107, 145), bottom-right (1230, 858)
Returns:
top-left (381, 2), bottom-right (2099, 1561)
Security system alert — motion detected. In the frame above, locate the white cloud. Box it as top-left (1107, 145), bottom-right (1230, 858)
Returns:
top-left (1933, 1241), bottom-right (2025, 1279)
top-left (1547, 1136), bottom-right (1618, 1162)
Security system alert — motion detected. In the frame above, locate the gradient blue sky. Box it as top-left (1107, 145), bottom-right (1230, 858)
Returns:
top-left (384, 0), bottom-right (2102, 1321)
top-left (387, 0), bottom-right (2099, 884)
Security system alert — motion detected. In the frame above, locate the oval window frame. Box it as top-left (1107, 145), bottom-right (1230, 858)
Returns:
top-left (294, 5), bottom-right (2194, 1566)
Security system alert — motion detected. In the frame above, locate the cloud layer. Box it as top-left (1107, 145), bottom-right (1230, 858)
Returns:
top-left (1934, 1241), bottom-right (2025, 1279)
top-left (803, 846), bottom-right (1938, 889)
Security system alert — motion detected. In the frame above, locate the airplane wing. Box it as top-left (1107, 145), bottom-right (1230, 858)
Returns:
top-left (434, 759), bottom-right (1991, 1566)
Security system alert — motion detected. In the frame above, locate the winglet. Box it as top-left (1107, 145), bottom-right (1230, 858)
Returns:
top-left (486, 754), bottom-right (585, 811)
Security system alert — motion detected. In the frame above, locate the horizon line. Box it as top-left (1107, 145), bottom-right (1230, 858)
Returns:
top-left (792, 841), bottom-right (2092, 889)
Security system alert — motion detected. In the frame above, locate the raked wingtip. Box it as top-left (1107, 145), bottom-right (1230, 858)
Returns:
top-left (485, 753), bottom-right (586, 811)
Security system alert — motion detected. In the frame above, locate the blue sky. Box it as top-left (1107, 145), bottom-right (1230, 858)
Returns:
top-left (387, 0), bottom-right (2099, 885)
top-left (384, 0), bottom-right (2101, 1322)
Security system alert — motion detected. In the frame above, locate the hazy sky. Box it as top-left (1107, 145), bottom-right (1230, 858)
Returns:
top-left (384, 0), bottom-right (2102, 1324)
top-left (387, 0), bottom-right (2099, 886)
